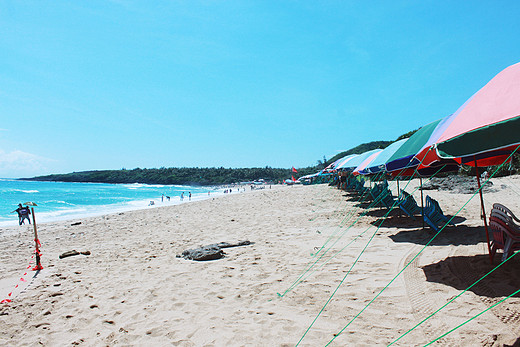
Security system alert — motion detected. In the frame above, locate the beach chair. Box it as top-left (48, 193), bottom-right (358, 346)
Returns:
top-left (423, 195), bottom-right (454, 232)
top-left (353, 178), bottom-right (369, 195)
top-left (378, 184), bottom-right (395, 210)
top-left (369, 182), bottom-right (383, 201)
top-left (489, 204), bottom-right (520, 262)
top-left (370, 181), bottom-right (395, 210)
top-left (397, 190), bottom-right (421, 219)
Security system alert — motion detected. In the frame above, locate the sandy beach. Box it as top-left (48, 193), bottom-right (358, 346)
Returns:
top-left (1, 179), bottom-right (520, 346)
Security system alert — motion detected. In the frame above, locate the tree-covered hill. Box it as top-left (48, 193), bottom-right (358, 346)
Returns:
top-left (326, 128), bottom-right (420, 166)
top-left (22, 167), bottom-right (298, 186)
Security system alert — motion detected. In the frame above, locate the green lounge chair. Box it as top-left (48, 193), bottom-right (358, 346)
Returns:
top-left (423, 195), bottom-right (454, 232)
top-left (397, 190), bottom-right (421, 219)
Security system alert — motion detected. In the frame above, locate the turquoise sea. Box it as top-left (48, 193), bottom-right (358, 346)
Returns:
top-left (0, 179), bottom-right (217, 227)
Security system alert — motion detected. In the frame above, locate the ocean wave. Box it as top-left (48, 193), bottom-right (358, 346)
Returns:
top-left (122, 183), bottom-right (168, 190)
top-left (5, 189), bottom-right (40, 193)
top-left (45, 200), bottom-right (74, 205)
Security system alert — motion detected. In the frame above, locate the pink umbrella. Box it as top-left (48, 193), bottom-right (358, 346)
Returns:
top-left (414, 62), bottom-right (520, 263)
top-left (416, 62), bottom-right (520, 169)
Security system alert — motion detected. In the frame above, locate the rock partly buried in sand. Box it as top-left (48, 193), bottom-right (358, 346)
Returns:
top-left (179, 240), bottom-right (252, 261)
top-left (181, 245), bottom-right (225, 261)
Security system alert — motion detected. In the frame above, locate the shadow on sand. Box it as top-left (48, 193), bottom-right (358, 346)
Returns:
top-left (388, 224), bottom-right (485, 246)
top-left (422, 253), bottom-right (520, 298)
top-left (372, 214), bottom-right (466, 229)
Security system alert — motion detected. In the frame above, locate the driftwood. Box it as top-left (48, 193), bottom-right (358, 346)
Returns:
top-left (59, 250), bottom-right (91, 259)
top-left (178, 240), bottom-right (252, 261)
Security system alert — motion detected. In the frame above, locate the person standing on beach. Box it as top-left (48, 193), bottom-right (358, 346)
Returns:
top-left (189, 192), bottom-right (192, 201)
top-left (181, 192), bottom-right (184, 201)
top-left (11, 203), bottom-right (31, 225)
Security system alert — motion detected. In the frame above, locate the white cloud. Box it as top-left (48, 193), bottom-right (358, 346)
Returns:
top-left (0, 150), bottom-right (56, 178)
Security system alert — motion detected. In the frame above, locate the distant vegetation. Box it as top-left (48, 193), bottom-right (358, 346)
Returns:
top-left (24, 128), bottom-right (426, 186)
top-left (326, 128), bottom-right (419, 167)
top-left (23, 167), bottom-right (299, 186)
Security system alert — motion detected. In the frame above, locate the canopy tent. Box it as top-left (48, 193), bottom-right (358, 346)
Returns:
top-left (417, 62), bottom-right (520, 168)
top-left (358, 139), bottom-right (408, 175)
top-left (352, 149), bottom-right (383, 176)
top-left (337, 150), bottom-right (382, 171)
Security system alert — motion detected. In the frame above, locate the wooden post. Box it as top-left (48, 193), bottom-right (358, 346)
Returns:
top-left (474, 158), bottom-right (493, 264)
top-left (31, 207), bottom-right (43, 270)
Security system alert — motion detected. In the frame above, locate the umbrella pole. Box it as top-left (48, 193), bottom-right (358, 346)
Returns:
top-left (474, 158), bottom-right (493, 264)
top-left (420, 176), bottom-right (424, 230)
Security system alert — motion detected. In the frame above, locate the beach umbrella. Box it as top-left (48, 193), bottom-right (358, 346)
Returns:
top-left (337, 150), bottom-right (382, 171)
top-left (385, 117), bottom-right (459, 177)
top-left (352, 149), bottom-right (383, 176)
top-left (333, 154), bottom-right (358, 170)
top-left (385, 118), bottom-right (443, 174)
top-left (325, 157), bottom-right (346, 170)
top-left (416, 62), bottom-right (520, 169)
top-left (414, 63), bottom-right (520, 263)
top-left (358, 139), bottom-right (408, 175)
top-left (335, 154), bottom-right (359, 170)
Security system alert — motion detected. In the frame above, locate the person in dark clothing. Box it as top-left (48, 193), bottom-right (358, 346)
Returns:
top-left (12, 203), bottom-right (31, 225)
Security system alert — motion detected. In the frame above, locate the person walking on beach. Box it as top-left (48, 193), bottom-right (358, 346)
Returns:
top-left (189, 192), bottom-right (192, 201)
top-left (11, 203), bottom-right (31, 225)
top-left (181, 192), bottom-right (184, 201)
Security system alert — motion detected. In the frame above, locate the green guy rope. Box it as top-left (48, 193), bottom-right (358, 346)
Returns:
top-left (424, 287), bottom-right (520, 346)
top-left (388, 251), bottom-right (519, 346)
top-left (324, 146), bottom-right (519, 346)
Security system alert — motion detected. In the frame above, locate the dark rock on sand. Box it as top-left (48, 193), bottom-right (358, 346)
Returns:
top-left (179, 240), bottom-right (252, 261)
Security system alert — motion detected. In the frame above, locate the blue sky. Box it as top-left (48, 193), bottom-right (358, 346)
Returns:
top-left (1, 1), bottom-right (520, 178)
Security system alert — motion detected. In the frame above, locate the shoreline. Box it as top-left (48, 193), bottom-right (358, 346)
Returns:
top-left (0, 180), bottom-right (263, 229)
